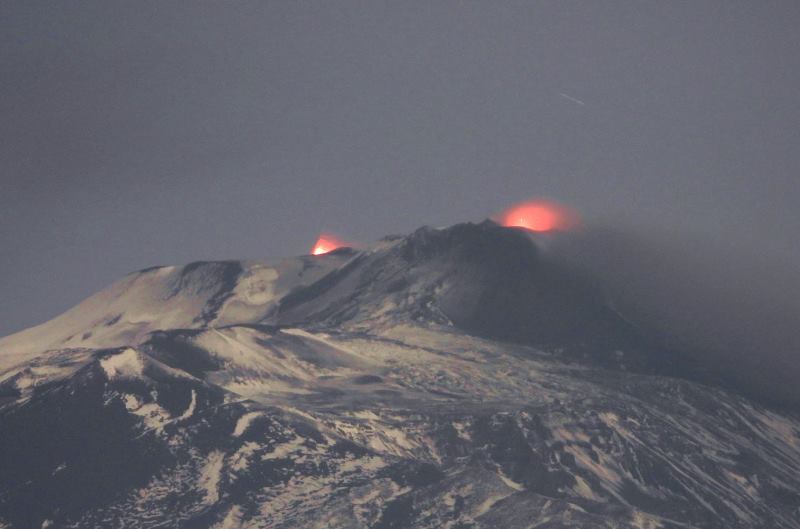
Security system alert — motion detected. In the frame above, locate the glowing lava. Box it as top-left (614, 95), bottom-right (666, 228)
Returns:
top-left (497, 200), bottom-right (578, 232)
top-left (311, 233), bottom-right (348, 255)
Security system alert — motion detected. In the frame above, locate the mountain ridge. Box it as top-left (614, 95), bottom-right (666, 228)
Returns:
top-left (1, 222), bottom-right (799, 528)
top-left (1, 220), bottom-right (673, 378)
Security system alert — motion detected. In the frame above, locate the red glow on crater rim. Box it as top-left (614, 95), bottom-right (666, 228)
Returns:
top-left (498, 200), bottom-right (578, 232)
top-left (311, 234), bottom-right (348, 255)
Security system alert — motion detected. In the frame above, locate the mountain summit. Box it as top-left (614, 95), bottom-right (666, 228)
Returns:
top-left (0, 221), bottom-right (661, 373)
top-left (1, 223), bottom-right (799, 528)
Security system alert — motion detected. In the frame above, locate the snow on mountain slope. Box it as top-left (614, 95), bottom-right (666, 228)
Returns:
top-left (1, 222), bottom-right (800, 529)
top-left (3, 323), bottom-right (800, 528)
top-left (0, 221), bottom-right (663, 376)
top-left (0, 251), bottom-right (353, 371)
top-left (274, 222), bottom-right (681, 376)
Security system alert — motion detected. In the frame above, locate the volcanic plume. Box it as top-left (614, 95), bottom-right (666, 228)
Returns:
top-left (496, 200), bottom-right (578, 232)
top-left (311, 233), bottom-right (349, 255)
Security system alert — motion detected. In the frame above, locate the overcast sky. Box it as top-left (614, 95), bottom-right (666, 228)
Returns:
top-left (2, 1), bottom-right (799, 340)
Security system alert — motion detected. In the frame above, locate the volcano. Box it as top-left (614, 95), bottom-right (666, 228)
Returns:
top-left (1, 222), bottom-right (799, 529)
top-left (311, 233), bottom-right (350, 255)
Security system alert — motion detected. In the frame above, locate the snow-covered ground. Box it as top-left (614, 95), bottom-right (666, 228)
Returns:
top-left (1, 222), bottom-right (799, 529)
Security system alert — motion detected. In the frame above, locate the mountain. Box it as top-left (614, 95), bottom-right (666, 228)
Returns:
top-left (1, 221), bottom-right (799, 529)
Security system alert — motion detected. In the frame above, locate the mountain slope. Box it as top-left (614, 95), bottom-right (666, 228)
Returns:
top-left (275, 221), bottom-right (678, 373)
top-left (1, 222), bottom-right (799, 529)
top-left (0, 251), bottom-right (354, 371)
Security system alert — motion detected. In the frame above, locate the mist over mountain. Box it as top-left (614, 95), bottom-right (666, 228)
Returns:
top-left (547, 219), bottom-right (800, 409)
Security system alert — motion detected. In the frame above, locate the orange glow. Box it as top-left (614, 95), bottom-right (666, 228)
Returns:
top-left (311, 233), bottom-right (349, 255)
top-left (497, 200), bottom-right (578, 232)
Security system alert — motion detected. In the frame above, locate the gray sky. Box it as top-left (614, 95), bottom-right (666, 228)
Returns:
top-left (2, 1), bottom-right (799, 343)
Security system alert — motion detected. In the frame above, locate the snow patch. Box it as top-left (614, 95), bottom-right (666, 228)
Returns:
top-left (757, 411), bottom-right (799, 448)
top-left (474, 493), bottom-right (508, 516)
top-left (121, 393), bottom-right (171, 432)
top-left (230, 442), bottom-right (261, 472)
top-left (199, 451), bottom-right (225, 505)
top-left (176, 390), bottom-right (197, 421)
top-left (232, 411), bottom-right (264, 437)
top-left (496, 468), bottom-right (524, 491)
top-left (215, 265), bottom-right (279, 324)
top-left (101, 348), bottom-right (144, 379)
top-left (263, 435), bottom-right (306, 461)
top-left (564, 444), bottom-right (623, 487)
top-left (212, 505), bottom-right (243, 529)
top-left (572, 475), bottom-right (601, 501)
top-left (630, 510), bottom-right (664, 529)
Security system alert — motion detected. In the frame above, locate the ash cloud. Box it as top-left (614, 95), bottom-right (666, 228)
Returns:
top-left (549, 219), bottom-right (800, 409)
